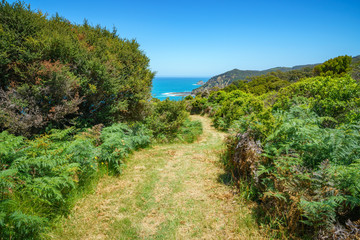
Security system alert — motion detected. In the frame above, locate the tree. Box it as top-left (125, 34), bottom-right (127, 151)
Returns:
top-left (313, 55), bottom-right (352, 77)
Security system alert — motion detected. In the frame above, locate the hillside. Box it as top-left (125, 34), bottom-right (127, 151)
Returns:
top-left (353, 55), bottom-right (360, 63)
top-left (192, 64), bottom-right (318, 94)
top-left (187, 55), bottom-right (360, 239)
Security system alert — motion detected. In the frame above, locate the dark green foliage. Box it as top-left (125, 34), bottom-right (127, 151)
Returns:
top-left (189, 90), bottom-right (275, 140)
top-left (230, 75), bottom-right (290, 95)
top-left (190, 96), bottom-right (208, 114)
top-left (0, 1), bottom-right (154, 136)
top-left (145, 98), bottom-right (189, 141)
top-left (259, 107), bottom-right (360, 233)
top-left (313, 55), bottom-right (352, 77)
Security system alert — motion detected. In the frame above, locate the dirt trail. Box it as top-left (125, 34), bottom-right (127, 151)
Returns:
top-left (50, 116), bottom-right (265, 240)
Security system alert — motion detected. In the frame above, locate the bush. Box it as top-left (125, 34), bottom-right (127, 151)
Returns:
top-left (209, 63), bottom-right (360, 237)
top-left (0, 127), bottom-right (97, 239)
top-left (146, 98), bottom-right (188, 141)
top-left (0, 1), bottom-right (154, 136)
top-left (225, 105), bottom-right (360, 237)
top-left (313, 55), bottom-right (352, 77)
top-left (273, 75), bottom-right (360, 124)
top-left (190, 96), bottom-right (208, 114)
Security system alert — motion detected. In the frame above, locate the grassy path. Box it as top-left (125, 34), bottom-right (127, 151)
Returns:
top-left (50, 116), bottom-right (265, 240)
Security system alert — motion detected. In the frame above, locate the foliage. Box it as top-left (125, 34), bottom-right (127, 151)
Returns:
top-left (259, 107), bottom-right (360, 234)
top-left (0, 122), bottom-right (151, 239)
top-left (273, 75), bottom-right (360, 124)
top-left (145, 98), bottom-right (189, 141)
top-left (195, 55), bottom-right (360, 238)
top-left (0, 1), bottom-right (154, 136)
top-left (99, 123), bottom-right (151, 174)
top-left (224, 67), bottom-right (314, 95)
top-left (313, 55), bottom-right (352, 77)
top-left (223, 105), bottom-right (360, 237)
top-left (188, 90), bottom-right (275, 140)
top-left (190, 96), bottom-right (208, 114)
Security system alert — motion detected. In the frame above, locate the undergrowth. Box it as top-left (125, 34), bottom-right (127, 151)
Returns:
top-left (0, 123), bottom-right (152, 239)
top-left (188, 62), bottom-right (360, 239)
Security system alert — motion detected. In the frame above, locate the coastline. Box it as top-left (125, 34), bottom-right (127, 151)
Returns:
top-left (152, 77), bottom-right (206, 100)
top-left (163, 91), bottom-right (194, 97)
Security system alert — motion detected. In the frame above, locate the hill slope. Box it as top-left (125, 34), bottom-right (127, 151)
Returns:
top-left (192, 64), bottom-right (317, 94)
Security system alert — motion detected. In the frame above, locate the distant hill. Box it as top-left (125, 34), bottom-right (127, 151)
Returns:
top-left (192, 64), bottom-right (317, 94)
top-left (352, 55), bottom-right (360, 63)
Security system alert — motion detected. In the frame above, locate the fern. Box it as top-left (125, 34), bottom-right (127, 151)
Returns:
top-left (99, 123), bottom-right (151, 174)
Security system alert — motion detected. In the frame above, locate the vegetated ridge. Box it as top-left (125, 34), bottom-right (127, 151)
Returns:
top-left (192, 57), bottom-right (359, 94)
top-left (192, 64), bottom-right (318, 94)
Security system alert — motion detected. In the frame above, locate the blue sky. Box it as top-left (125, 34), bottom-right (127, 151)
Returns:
top-left (9, 0), bottom-right (360, 77)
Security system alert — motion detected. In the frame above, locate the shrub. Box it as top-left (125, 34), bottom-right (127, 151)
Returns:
top-left (313, 55), bottom-right (352, 77)
top-left (218, 71), bottom-right (360, 237)
top-left (273, 75), bottom-right (360, 124)
top-left (226, 106), bottom-right (360, 237)
top-left (146, 98), bottom-right (188, 141)
top-left (0, 1), bottom-right (154, 136)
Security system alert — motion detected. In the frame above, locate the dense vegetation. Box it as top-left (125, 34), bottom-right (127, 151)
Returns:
top-left (1, 1), bottom-right (360, 239)
top-left (187, 55), bottom-right (360, 238)
top-left (0, 123), bottom-right (150, 239)
top-left (0, 0), bottom-right (154, 136)
top-left (0, 2), bottom-right (203, 239)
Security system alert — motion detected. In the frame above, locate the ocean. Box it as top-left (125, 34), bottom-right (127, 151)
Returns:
top-left (152, 77), bottom-right (208, 101)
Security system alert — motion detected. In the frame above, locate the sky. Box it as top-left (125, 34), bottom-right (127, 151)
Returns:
top-left (8, 0), bottom-right (360, 77)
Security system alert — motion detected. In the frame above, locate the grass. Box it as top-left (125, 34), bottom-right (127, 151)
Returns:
top-left (47, 116), bottom-right (267, 239)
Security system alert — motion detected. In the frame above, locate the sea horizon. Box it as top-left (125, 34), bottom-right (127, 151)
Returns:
top-left (152, 77), bottom-right (208, 101)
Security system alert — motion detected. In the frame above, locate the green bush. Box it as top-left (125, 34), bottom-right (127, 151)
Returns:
top-left (0, 1), bottom-right (154, 136)
top-left (313, 55), bottom-right (352, 77)
top-left (273, 75), bottom-right (360, 124)
top-left (0, 127), bottom-right (97, 239)
top-left (207, 60), bottom-right (360, 237)
top-left (259, 106), bottom-right (360, 233)
top-left (190, 96), bottom-right (208, 114)
top-left (146, 98), bottom-right (189, 141)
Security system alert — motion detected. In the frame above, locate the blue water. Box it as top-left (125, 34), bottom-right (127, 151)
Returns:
top-left (152, 77), bottom-right (207, 101)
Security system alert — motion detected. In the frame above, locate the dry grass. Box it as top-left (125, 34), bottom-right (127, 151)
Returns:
top-left (48, 116), bottom-right (267, 240)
